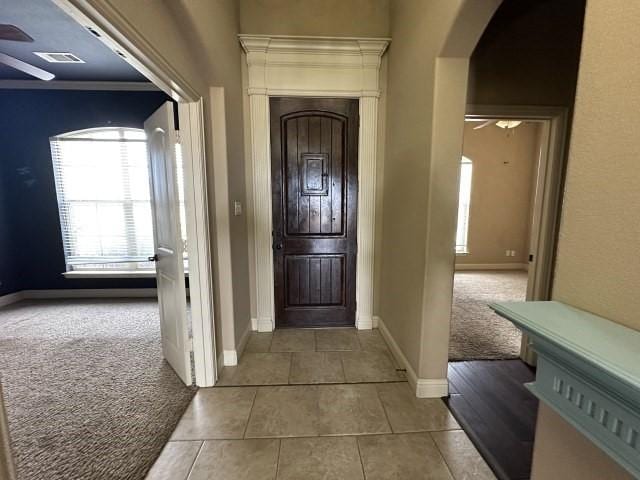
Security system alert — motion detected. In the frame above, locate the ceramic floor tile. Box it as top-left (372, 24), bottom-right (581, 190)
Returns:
top-left (244, 332), bottom-right (273, 353)
top-left (358, 433), bottom-right (454, 480)
top-left (244, 385), bottom-right (319, 438)
top-left (315, 329), bottom-right (361, 351)
top-left (171, 387), bottom-right (256, 440)
top-left (318, 384), bottom-right (391, 435)
top-left (217, 353), bottom-right (291, 386)
top-left (277, 436), bottom-right (364, 480)
top-left (341, 350), bottom-right (403, 383)
top-left (431, 430), bottom-right (497, 480)
top-left (289, 352), bottom-right (345, 384)
top-left (145, 441), bottom-right (202, 480)
top-left (270, 329), bottom-right (316, 352)
top-left (356, 329), bottom-right (390, 353)
top-left (376, 383), bottom-right (459, 432)
top-left (188, 439), bottom-right (279, 480)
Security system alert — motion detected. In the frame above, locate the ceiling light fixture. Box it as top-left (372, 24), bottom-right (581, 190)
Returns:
top-left (495, 120), bottom-right (523, 129)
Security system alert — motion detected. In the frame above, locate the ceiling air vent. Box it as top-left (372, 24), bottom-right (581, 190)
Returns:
top-left (33, 52), bottom-right (85, 63)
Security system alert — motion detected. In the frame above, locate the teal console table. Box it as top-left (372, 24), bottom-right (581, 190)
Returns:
top-left (490, 301), bottom-right (640, 478)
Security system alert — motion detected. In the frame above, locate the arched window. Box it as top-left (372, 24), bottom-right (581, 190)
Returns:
top-left (50, 127), bottom-right (186, 272)
top-left (456, 156), bottom-right (473, 254)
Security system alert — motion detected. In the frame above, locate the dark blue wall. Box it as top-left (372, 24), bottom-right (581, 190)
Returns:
top-left (0, 89), bottom-right (170, 295)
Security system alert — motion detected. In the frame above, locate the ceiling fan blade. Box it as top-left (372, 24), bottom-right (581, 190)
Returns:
top-left (0, 25), bottom-right (34, 42)
top-left (473, 120), bottom-right (496, 130)
top-left (0, 53), bottom-right (55, 81)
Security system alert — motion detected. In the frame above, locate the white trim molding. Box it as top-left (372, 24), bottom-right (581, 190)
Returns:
top-left (222, 350), bottom-right (238, 367)
top-left (378, 316), bottom-right (449, 398)
top-left (0, 289), bottom-right (157, 306)
top-left (240, 35), bottom-right (389, 332)
top-left (454, 263), bottom-right (528, 271)
top-left (0, 80), bottom-right (159, 91)
top-left (0, 292), bottom-right (25, 308)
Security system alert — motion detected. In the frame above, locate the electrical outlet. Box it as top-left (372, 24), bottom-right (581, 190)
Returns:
top-left (511, 250), bottom-right (516, 257)
top-left (505, 250), bottom-right (510, 257)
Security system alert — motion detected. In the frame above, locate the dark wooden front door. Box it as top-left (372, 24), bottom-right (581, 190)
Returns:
top-left (270, 97), bottom-right (359, 328)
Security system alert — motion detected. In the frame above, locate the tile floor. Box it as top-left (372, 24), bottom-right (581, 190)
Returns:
top-left (146, 329), bottom-right (496, 480)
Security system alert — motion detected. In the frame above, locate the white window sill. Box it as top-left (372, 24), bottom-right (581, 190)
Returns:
top-left (63, 270), bottom-right (157, 279)
top-left (63, 271), bottom-right (190, 279)
top-left (455, 251), bottom-right (470, 256)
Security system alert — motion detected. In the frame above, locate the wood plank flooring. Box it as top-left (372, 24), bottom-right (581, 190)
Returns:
top-left (445, 360), bottom-right (538, 480)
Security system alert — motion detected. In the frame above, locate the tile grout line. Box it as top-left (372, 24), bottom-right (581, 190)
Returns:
top-left (241, 387), bottom-right (259, 439)
top-left (374, 383), bottom-right (396, 434)
top-left (286, 352), bottom-right (293, 384)
top-left (274, 437), bottom-right (283, 479)
top-left (184, 440), bottom-right (205, 480)
top-left (428, 431), bottom-right (459, 480)
top-left (355, 436), bottom-right (368, 480)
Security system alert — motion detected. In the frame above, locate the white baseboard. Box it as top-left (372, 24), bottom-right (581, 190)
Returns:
top-left (257, 317), bottom-right (274, 332)
top-left (372, 315), bottom-right (380, 328)
top-left (251, 317), bottom-right (258, 331)
top-left (415, 378), bottom-right (449, 398)
top-left (0, 288), bottom-right (157, 306)
top-left (378, 316), bottom-right (449, 398)
top-left (455, 263), bottom-right (528, 271)
top-left (223, 349), bottom-right (238, 366)
top-left (24, 288), bottom-right (158, 298)
top-left (356, 314), bottom-right (373, 330)
top-left (0, 291), bottom-right (25, 308)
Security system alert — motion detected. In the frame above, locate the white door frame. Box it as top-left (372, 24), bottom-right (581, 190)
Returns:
top-left (463, 104), bottom-right (569, 364)
top-left (53, 0), bottom-right (217, 386)
top-left (240, 35), bottom-right (390, 332)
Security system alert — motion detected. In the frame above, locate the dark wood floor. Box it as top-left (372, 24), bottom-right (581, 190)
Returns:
top-left (445, 360), bottom-right (538, 480)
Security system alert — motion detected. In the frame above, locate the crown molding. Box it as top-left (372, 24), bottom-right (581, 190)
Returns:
top-left (239, 34), bottom-right (390, 57)
top-left (0, 80), bottom-right (160, 91)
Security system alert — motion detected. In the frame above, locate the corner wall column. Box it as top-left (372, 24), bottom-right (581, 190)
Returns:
top-left (245, 38), bottom-right (274, 332)
top-left (356, 94), bottom-right (379, 330)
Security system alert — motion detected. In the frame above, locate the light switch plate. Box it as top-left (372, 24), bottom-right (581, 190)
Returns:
top-left (234, 201), bottom-right (242, 216)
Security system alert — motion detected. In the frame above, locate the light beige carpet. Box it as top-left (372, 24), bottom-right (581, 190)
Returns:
top-left (449, 270), bottom-right (527, 361)
top-left (0, 298), bottom-right (195, 480)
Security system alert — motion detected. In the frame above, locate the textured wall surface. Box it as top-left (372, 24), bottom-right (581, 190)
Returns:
top-left (457, 122), bottom-right (539, 265)
top-left (552, 1), bottom-right (640, 332)
top-left (531, 404), bottom-right (633, 480)
top-left (0, 89), bottom-right (168, 295)
top-left (239, 0), bottom-right (390, 37)
top-left (532, 1), bottom-right (640, 477)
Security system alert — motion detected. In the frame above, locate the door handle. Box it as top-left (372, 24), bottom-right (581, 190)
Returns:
top-left (274, 243), bottom-right (283, 250)
top-left (148, 254), bottom-right (159, 262)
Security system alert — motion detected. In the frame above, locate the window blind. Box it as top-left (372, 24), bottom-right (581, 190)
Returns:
top-left (50, 127), bottom-right (155, 269)
top-left (455, 157), bottom-right (473, 254)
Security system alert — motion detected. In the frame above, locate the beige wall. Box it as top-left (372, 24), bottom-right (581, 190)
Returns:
top-left (457, 122), bottom-right (539, 265)
top-left (239, 0), bottom-right (390, 37)
top-left (167, 1), bottom-right (252, 349)
top-left (532, 0), bottom-right (640, 477)
top-left (380, 0), bottom-right (462, 372)
top-left (531, 404), bottom-right (633, 480)
top-left (380, 0), bottom-right (499, 379)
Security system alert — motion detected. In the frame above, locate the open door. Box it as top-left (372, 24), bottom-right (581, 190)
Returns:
top-left (145, 102), bottom-right (191, 385)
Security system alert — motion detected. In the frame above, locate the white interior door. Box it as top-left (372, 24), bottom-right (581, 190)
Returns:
top-left (145, 102), bottom-right (191, 385)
